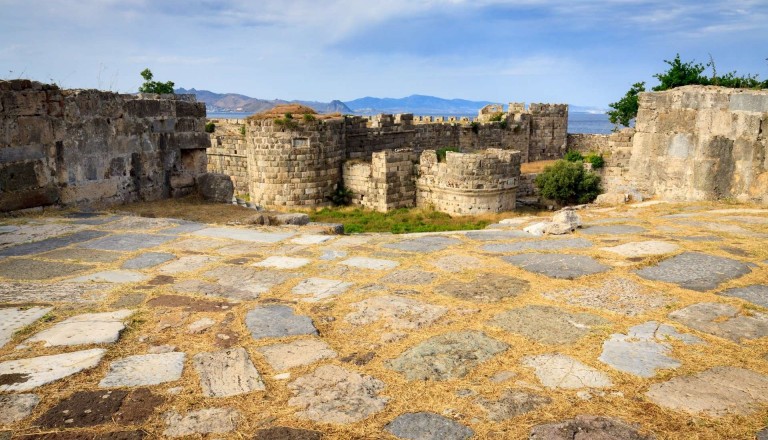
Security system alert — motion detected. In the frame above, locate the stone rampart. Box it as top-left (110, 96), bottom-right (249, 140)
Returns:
top-left (625, 86), bottom-right (768, 203)
top-left (416, 149), bottom-right (520, 215)
top-left (342, 149), bottom-right (417, 211)
top-left (1, 80), bottom-right (209, 212)
top-left (206, 119), bottom-right (248, 194)
top-left (566, 133), bottom-right (610, 154)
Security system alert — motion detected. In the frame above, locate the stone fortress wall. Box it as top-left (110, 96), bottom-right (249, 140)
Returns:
top-left (207, 102), bottom-right (567, 212)
top-left (0, 80), bottom-right (210, 212)
top-left (206, 119), bottom-right (248, 194)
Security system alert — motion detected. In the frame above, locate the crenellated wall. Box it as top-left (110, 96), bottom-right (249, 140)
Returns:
top-left (0, 80), bottom-right (209, 212)
top-left (343, 149), bottom-right (418, 211)
top-left (206, 119), bottom-right (249, 194)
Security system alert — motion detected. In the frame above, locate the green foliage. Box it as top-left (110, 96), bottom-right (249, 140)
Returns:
top-left (239, 125), bottom-right (246, 136)
top-left (436, 146), bottom-right (460, 162)
top-left (534, 160), bottom-right (602, 205)
top-left (284, 113), bottom-right (293, 119)
top-left (470, 121), bottom-right (480, 134)
top-left (138, 68), bottom-right (175, 94)
top-left (584, 153), bottom-right (605, 169)
top-left (274, 117), bottom-right (298, 130)
top-left (204, 121), bottom-right (215, 133)
top-left (564, 150), bottom-right (584, 162)
top-left (309, 207), bottom-right (490, 234)
top-left (489, 112), bottom-right (504, 122)
top-left (652, 54), bottom-right (709, 91)
top-left (328, 186), bottom-right (353, 206)
top-left (303, 113), bottom-right (316, 122)
top-left (608, 82), bottom-right (645, 127)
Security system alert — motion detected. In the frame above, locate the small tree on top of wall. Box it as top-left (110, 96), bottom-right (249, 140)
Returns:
top-left (138, 68), bottom-right (175, 94)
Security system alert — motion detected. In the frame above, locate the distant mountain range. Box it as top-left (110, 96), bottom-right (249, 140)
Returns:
top-left (177, 88), bottom-right (606, 115)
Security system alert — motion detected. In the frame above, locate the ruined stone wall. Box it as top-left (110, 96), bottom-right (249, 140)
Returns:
top-left (626, 86), bottom-right (768, 204)
top-left (527, 104), bottom-right (568, 161)
top-left (566, 133), bottom-right (610, 154)
top-left (246, 117), bottom-right (345, 207)
top-left (342, 149), bottom-right (417, 212)
top-left (0, 80), bottom-right (209, 212)
top-left (416, 149), bottom-right (520, 215)
top-left (206, 119), bottom-right (248, 194)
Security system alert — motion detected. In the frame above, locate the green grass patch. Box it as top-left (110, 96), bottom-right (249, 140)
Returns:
top-left (309, 207), bottom-right (492, 234)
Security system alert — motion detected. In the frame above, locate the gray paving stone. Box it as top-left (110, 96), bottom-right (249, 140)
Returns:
top-left (108, 217), bottom-right (178, 230)
top-left (719, 285), bottom-right (768, 308)
top-left (387, 331), bottom-right (508, 380)
top-left (111, 293), bottom-right (146, 308)
top-left (21, 310), bottom-right (133, 347)
top-left (636, 252), bottom-right (752, 291)
top-left (0, 230), bottom-right (107, 257)
top-left (172, 237), bottom-right (231, 252)
top-left (436, 274), bottom-right (529, 302)
top-left (599, 321), bottom-right (702, 377)
top-left (530, 415), bottom-right (654, 440)
top-left (0, 225), bottom-right (20, 234)
top-left (476, 390), bottom-right (552, 421)
top-left (522, 353), bottom-right (613, 389)
top-left (0, 306), bottom-right (52, 348)
top-left (580, 225), bottom-right (647, 235)
top-left (0, 393), bottom-right (40, 424)
top-left (0, 258), bottom-right (92, 280)
top-left (542, 277), bottom-right (670, 316)
top-left (0, 282), bottom-right (104, 304)
top-left (160, 222), bottom-right (207, 234)
top-left (669, 302), bottom-right (768, 341)
top-left (171, 279), bottom-right (253, 302)
top-left (646, 366), bottom-right (768, 416)
top-left (380, 270), bottom-right (436, 285)
top-left (483, 237), bottom-right (593, 253)
top-left (757, 427), bottom-right (768, 440)
top-left (245, 305), bottom-right (317, 340)
top-left (0, 348), bottom-right (106, 392)
top-left (340, 257), bottom-right (399, 270)
top-left (677, 235), bottom-right (722, 242)
top-left (40, 248), bottom-right (122, 263)
top-left (382, 236), bottom-right (460, 253)
top-left (204, 266), bottom-right (293, 297)
top-left (432, 255), bottom-right (483, 272)
top-left (254, 256), bottom-right (310, 269)
top-left (69, 270), bottom-right (149, 283)
top-left (291, 234), bottom-right (334, 245)
top-left (253, 427), bottom-right (323, 440)
top-left (194, 227), bottom-right (294, 243)
top-left (193, 347), bottom-right (265, 397)
top-left (490, 305), bottom-right (607, 344)
top-left (502, 254), bottom-right (610, 279)
top-left (319, 249), bottom-right (347, 260)
top-left (466, 230), bottom-right (532, 241)
top-left (79, 233), bottom-right (175, 251)
top-left (345, 296), bottom-right (448, 330)
top-left (121, 252), bottom-right (175, 270)
top-left (600, 240), bottom-right (679, 258)
top-left (163, 408), bottom-right (240, 437)
top-left (158, 255), bottom-right (219, 274)
top-left (257, 339), bottom-right (337, 371)
top-left (384, 412), bottom-right (474, 440)
top-left (99, 352), bottom-right (186, 388)
top-left (291, 277), bottom-right (352, 302)
top-left (287, 365), bottom-right (387, 423)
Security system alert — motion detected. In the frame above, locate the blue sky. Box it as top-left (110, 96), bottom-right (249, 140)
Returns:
top-left (1, 0), bottom-right (766, 107)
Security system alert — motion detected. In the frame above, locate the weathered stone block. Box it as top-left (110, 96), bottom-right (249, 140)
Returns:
top-left (195, 173), bottom-right (234, 203)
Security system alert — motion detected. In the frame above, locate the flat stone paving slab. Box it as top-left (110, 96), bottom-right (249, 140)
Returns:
top-left (636, 252), bottom-right (752, 291)
top-left (646, 366), bottom-right (768, 416)
top-left (431, 254), bottom-right (483, 272)
top-left (35, 388), bottom-right (163, 428)
top-left (287, 365), bottom-right (387, 423)
top-left (669, 302), bottom-right (768, 341)
top-left (291, 277), bottom-right (352, 302)
top-left (21, 310), bottom-right (133, 347)
top-left (600, 240), bottom-right (679, 258)
top-left (245, 305), bottom-right (317, 340)
top-left (436, 274), bottom-right (529, 302)
top-left (340, 257), bottom-right (399, 270)
top-left (476, 390), bottom-right (552, 421)
top-left (382, 236), bottom-right (460, 253)
top-left (0, 230), bottom-right (108, 257)
top-left (490, 305), bottom-right (607, 344)
top-left (0, 348), bottom-right (106, 392)
top-left (203, 265), bottom-right (293, 297)
top-left (121, 252), bottom-right (175, 270)
top-left (0, 306), bottom-right (52, 348)
top-left (146, 295), bottom-right (235, 312)
top-left (99, 352), bottom-right (186, 388)
top-left (599, 321), bottom-right (702, 377)
top-left (580, 225), bottom-right (647, 235)
top-left (0, 281), bottom-right (104, 304)
top-left (163, 407), bottom-right (240, 438)
top-left (345, 296), bottom-right (448, 330)
top-left (194, 227), bottom-right (294, 243)
top-left (384, 412), bottom-right (474, 440)
top-left (719, 285), bottom-right (768, 308)
top-left (39, 248), bottom-right (123, 263)
top-left (254, 256), bottom-right (310, 269)
top-left (0, 393), bottom-right (40, 424)
top-left (542, 277), bottom-right (670, 316)
top-left (522, 353), bottom-right (613, 389)
top-left (380, 269), bottom-right (436, 285)
top-left (483, 237), bottom-right (593, 253)
top-left (193, 347), bottom-right (265, 397)
top-left (387, 330), bottom-right (508, 380)
top-left (503, 253), bottom-right (610, 279)
top-left (79, 233), bottom-right (176, 251)
top-left (69, 270), bottom-right (149, 283)
top-left (253, 427), bottom-right (322, 440)
top-left (291, 234), bottom-right (334, 245)
top-left (158, 255), bottom-right (219, 274)
top-left (530, 415), bottom-right (654, 440)
top-left (465, 230), bottom-right (532, 241)
top-left (257, 339), bottom-right (337, 371)
top-left (0, 258), bottom-right (92, 280)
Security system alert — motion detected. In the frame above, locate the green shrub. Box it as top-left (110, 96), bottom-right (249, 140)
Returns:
top-left (436, 146), bottom-right (460, 162)
top-left (534, 160), bottom-right (602, 205)
top-left (204, 122), bottom-right (215, 133)
top-left (328, 186), bottom-right (353, 206)
top-left (489, 112), bottom-right (504, 122)
top-left (564, 150), bottom-right (584, 162)
top-left (239, 125), bottom-right (246, 136)
top-left (470, 121), bottom-right (479, 134)
top-left (138, 68), bottom-right (175, 94)
top-left (274, 117), bottom-right (298, 130)
top-left (303, 113), bottom-right (316, 122)
top-left (584, 153), bottom-right (605, 169)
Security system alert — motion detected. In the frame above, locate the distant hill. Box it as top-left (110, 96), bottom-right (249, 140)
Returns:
top-left (176, 88), bottom-right (352, 115)
top-left (344, 95), bottom-right (495, 115)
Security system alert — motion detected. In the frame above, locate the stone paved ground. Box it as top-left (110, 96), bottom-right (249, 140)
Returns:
top-left (1, 202), bottom-right (768, 439)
